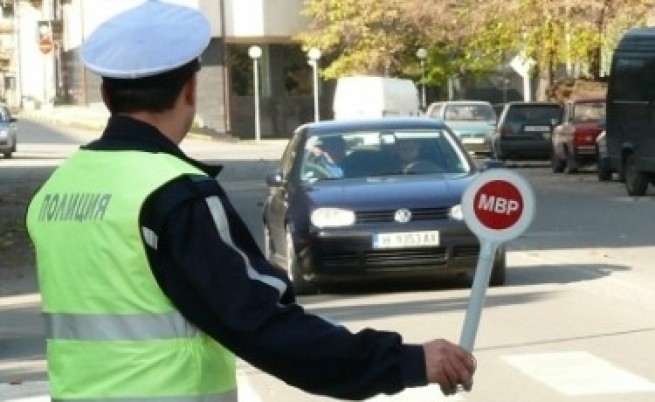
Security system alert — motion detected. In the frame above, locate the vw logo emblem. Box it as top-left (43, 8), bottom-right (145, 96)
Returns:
top-left (394, 208), bottom-right (412, 223)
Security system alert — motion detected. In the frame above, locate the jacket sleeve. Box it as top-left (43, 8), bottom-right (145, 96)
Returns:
top-left (140, 176), bottom-right (427, 400)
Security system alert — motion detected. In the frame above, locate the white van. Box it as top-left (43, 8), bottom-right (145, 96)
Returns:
top-left (332, 76), bottom-right (420, 120)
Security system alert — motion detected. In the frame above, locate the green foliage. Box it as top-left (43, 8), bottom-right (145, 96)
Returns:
top-left (295, 0), bottom-right (654, 92)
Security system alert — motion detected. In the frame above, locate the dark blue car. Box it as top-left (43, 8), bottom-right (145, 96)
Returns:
top-left (262, 117), bottom-right (506, 294)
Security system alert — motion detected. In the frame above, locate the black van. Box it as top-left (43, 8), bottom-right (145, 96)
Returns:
top-left (605, 27), bottom-right (655, 196)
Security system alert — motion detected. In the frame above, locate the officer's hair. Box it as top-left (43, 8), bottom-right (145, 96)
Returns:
top-left (101, 59), bottom-right (200, 114)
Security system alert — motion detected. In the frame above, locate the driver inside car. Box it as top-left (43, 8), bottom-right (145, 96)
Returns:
top-left (392, 138), bottom-right (423, 171)
top-left (303, 136), bottom-right (347, 179)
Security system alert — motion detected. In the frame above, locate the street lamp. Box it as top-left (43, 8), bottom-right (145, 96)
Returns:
top-left (248, 45), bottom-right (262, 142)
top-left (307, 47), bottom-right (322, 122)
top-left (416, 48), bottom-right (427, 111)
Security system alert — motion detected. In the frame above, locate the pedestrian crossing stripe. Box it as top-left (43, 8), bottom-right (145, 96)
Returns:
top-left (503, 351), bottom-right (655, 396)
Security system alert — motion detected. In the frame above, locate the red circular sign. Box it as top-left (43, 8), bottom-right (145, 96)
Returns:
top-left (39, 38), bottom-right (53, 54)
top-left (472, 180), bottom-right (523, 230)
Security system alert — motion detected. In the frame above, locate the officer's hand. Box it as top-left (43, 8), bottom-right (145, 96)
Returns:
top-left (422, 339), bottom-right (476, 396)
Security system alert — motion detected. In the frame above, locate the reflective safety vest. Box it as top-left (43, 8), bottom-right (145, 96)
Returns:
top-left (26, 150), bottom-right (237, 401)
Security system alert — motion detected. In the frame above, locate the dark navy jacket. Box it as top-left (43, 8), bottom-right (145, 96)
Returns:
top-left (83, 115), bottom-right (427, 400)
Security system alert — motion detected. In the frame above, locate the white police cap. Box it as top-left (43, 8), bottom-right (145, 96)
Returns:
top-left (81, 0), bottom-right (211, 79)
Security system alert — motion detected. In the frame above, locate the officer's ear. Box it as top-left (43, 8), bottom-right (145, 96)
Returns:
top-left (181, 73), bottom-right (197, 108)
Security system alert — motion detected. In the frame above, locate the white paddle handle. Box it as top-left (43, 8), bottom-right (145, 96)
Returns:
top-left (459, 240), bottom-right (498, 352)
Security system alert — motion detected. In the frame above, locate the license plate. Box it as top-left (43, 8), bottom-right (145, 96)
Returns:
top-left (463, 137), bottom-right (485, 144)
top-left (524, 125), bottom-right (550, 132)
top-left (373, 231), bottom-right (440, 249)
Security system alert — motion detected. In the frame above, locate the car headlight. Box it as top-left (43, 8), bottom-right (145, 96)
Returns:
top-left (449, 204), bottom-right (464, 221)
top-left (0, 130), bottom-right (7, 138)
top-left (311, 208), bottom-right (355, 228)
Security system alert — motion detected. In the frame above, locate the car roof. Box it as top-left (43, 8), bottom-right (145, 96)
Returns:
top-left (496, 101), bottom-right (561, 107)
top-left (297, 117), bottom-right (450, 135)
top-left (427, 100), bottom-right (493, 109)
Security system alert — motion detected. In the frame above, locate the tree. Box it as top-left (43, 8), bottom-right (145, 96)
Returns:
top-left (294, 0), bottom-right (420, 78)
top-left (295, 0), bottom-right (653, 100)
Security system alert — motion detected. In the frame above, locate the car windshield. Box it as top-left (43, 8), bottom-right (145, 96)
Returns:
top-left (443, 103), bottom-right (495, 122)
top-left (573, 101), bottom-right (605, 123)
top-left (301, 128), bottom-right (472, 181)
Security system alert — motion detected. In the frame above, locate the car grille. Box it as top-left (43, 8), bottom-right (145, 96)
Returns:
top-left (356, 207), bottom-right (450, 223)
top-left (453, 245), bottom-right (480, 257)
top-left (322, 248), bottom-right (448, 269)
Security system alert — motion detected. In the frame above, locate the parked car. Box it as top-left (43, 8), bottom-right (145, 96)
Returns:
top-left (491, 101), bottom-right (563, 161)
top-left (425, 100), bottom-right (497, 155)
top-left (551, 98), bottom-right (606, 174)
top-left (262, 117), bottom-right (506, 295)
top-left (0, 105), bottom-right (17, 158)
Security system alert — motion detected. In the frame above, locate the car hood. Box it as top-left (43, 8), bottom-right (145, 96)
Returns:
top-left (446, 121), bottom-right (495, 136)
top-left (303, 173), bottom-right (476, 209)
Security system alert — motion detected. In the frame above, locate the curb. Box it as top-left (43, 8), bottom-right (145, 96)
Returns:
top-left (15, 109), bottom-right (246, 143)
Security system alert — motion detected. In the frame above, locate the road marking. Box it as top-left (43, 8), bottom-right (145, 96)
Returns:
top-left (1, 381), bottom-right (49, 402)
top-left (503, 351), bottom-right (655, 395)
top-left (366, 384), bottom-right (464, 401)
top-left (0, 293), bottom-right (41, 307)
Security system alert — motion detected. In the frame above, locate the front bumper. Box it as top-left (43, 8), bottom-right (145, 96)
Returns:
top-left (295, 222), bottom-right (481, 284)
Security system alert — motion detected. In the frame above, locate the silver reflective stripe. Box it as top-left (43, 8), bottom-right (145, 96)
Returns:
top-left (52, 388), bottom-right (238, 402)
top-left (45, 311), bottom-right (200, 340)
top-left (142, 226), bottom-right (158, 249)
top-left (205, 196), bottom-right (287, 298)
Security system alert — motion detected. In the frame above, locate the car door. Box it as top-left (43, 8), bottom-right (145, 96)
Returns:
top-left (266, 130), bottom-right (304, 253)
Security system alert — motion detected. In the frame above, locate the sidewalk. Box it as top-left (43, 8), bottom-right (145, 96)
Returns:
top-left (15, 103), bottom-right (241, 142)
top-left (16, 103), bottom-right (109, 131)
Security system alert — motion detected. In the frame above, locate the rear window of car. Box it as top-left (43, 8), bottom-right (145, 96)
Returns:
top-left (505, 104), bottom-right (561, 124)
top-left (443, 103), bottom-right (496, 122)
top-left (572, 102), bottom-right (605, 123)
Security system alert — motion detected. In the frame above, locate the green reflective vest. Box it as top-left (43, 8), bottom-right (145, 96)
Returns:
top-left (26, 150), bottom-right (237, 401)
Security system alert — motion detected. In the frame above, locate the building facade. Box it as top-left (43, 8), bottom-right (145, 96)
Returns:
top-left (1, 0), bottom-right (328, 139)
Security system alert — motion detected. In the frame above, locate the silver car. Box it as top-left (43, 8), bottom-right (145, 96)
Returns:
top-left (0, 105), bottom-right (17, 158)
top-left (425, 100), bottom-right (497, 155)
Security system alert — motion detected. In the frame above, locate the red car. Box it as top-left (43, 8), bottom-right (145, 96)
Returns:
top-left (551, 98), bottom-right (606, 174)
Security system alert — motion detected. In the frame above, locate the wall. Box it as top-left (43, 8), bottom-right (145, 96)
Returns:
top-left (223, 0), bottom-right (306, 39)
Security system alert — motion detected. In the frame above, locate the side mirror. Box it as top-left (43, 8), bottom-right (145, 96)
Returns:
top-left (265, 171), bottom-right (284, 187)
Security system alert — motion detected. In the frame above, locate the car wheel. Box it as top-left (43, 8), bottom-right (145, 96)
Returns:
top-left (551, 150), bottom-right (565, 173)
top-left (563, 148), bottom-right (578, 174)
top-left (596, 147), bottom-right (612, 182)
top-left (285, 227), bottom-right (318, 295)
top-left (624, 154), bottom-right (648, 196)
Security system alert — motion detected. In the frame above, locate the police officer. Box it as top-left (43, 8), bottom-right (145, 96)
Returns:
top-left (26, 1), bottom-right (476, 400)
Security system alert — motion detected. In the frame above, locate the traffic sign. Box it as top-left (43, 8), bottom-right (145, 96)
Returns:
top-left (39, 38), bottom-right (53, 54)
top-left (462, 168), bottom-right (535, 243)
top-left (459, 168), bottom-right (536, 352)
